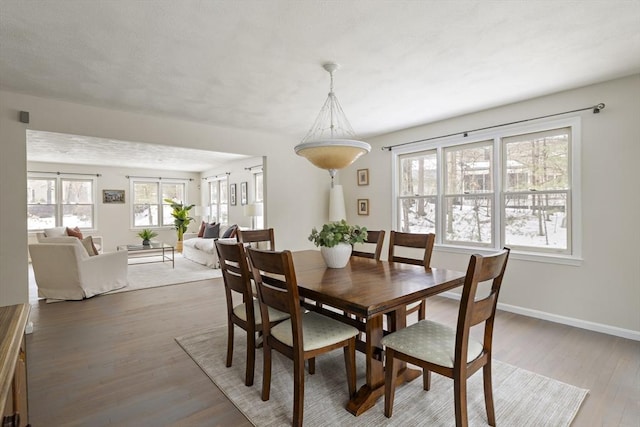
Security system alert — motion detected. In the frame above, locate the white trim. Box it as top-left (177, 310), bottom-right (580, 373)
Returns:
top-left (440, 291), bottom-right (639, 341)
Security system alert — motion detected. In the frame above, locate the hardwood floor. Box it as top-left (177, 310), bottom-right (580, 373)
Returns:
top-left (26, 278), bottom-right (639, 426)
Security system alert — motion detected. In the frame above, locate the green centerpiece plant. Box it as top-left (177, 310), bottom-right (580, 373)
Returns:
top-left (137, 228), bottom-right (158, 246)
top-left (308, 220), bottom-right (367, 268)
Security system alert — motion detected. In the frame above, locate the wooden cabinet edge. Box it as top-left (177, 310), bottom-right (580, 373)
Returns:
top-left (0, 304), bottom-right (30, 426)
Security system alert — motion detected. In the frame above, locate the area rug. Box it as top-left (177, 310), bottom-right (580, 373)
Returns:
top-left (175, 327), bottom-right (588, 427)
top-left (110, 253), bottom-right (222, 294)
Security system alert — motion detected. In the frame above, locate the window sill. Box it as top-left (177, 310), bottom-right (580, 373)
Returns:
top-left (435, 244), bottom-right (583, 266)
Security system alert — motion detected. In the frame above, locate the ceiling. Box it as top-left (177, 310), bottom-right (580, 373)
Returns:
top-left (2, 1), bottom-right (639, 170)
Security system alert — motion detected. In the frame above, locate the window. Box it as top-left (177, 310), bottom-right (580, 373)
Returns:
top-left (27, 175), bottom-right (96, 230)
top-left (254, 172), bottom-right (264, 228)
top-left (208, 177), bottom-right (228, 224)
top-left (131, 179), bottom-right (187, 228)
top-left (394, 119), bottom-right (578, 259)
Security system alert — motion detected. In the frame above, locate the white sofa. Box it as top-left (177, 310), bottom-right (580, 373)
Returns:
top-left (29, 238), bottom-right (128, 300)
top-left (182, 232), bottom-right (236, 268)
top-left (36, 227), bottom-right (104, 253)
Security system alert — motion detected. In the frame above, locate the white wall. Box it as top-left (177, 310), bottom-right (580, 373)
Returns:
top-left (342, 74), bottom-right (640, 337)
top-left (0, 90), bottom-right (328, 307)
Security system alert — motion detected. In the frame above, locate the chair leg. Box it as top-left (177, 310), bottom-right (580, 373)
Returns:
top-left (293, 353), bottom-right (305, 427)
top-left (418, 299), bottom-right (426, 321)
top-left (226, 321), bottom-right (234, 368)
top-left (308, 357), bottom-right (315, 374)
top-left (453, 376), bottom-right (469, 427)
top-left (245, 328), bottom-right (255, 386)
top-left (384, 348), bottom-right (396, 418)
top-left (422, 369), bottom-right (431, 391)
top-left (261, 339), bottom-right (272, 401)
top-left (483, 363), bottom-right (496, 426)
top-left (343, 338), bottom-right (356, 397)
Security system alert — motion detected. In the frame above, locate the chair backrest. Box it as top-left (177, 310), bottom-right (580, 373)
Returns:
top-left (247, 248), bottom-right (303, 342)
top-left (215, 241), bottom-right (255, 319)
top-left (237, 228), bottom-right (275, 251)
top-left (388, 231), bottom-right (435, 267)
top-left (351, 230), bottom-right (386, 261)
top-left (455, 248), bottom-right (510, 365)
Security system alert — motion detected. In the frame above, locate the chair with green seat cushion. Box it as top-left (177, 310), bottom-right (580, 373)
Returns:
top-left (215, 240), bottom-right (289, 387)
top-left (247, 247), bottom-right (358, 427)
top-left (381, 248), bottom-right (510, 427)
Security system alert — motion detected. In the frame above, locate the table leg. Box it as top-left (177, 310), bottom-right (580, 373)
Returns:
top-left (346, 306), bottom-right (420, 416)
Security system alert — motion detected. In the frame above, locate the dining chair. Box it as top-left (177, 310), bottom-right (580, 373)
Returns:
top-left (215, 240), bottom-right (290, 386)
top-left (351, 229), bottom-right (386, 261)
top-left (237, 228), bottom-right (276, 250)
top-left (388, 231), bottom-right (436, 321)
top-left (381, 248), bottom-right (510, 427)
top-left (247, 247), bottom-right (359, 427)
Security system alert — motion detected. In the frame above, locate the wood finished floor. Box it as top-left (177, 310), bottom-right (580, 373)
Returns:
top-left (26, 278), bottom-right (639, 426)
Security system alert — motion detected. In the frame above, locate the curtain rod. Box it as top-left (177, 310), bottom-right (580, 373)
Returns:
top-left (244, 164), bottom-right (262, 171)
top-left (125, 175), bottom-right (194, 181)
top-left (202, 172), bottom-right (230, 180)
top-left (381, 102), bottom-right (605, 151)
top-left (28, 170), bottom-right (101, 177)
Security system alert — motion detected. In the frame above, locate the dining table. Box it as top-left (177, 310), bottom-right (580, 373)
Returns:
top-left (290, 250), bottom-right (466, 416)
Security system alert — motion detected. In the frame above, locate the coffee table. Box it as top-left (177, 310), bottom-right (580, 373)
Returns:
top-left (117, 242), bottom-right (175, 268)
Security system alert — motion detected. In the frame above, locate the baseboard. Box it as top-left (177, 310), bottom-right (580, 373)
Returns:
top-left (439, 291), bottom-right (640, 341)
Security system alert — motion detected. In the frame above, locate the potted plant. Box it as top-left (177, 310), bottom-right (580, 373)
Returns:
top-left (164, 198), bottom-right (195, 252)
top-left (137, 228), bottom-right (158, 246)
top-left (308, 220), bottom-right (368, 268)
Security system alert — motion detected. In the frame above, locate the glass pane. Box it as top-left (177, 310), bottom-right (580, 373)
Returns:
top-left (62, 179), bottom-right (93, 203)
top-left (162, 183), bottom-right (184, 201)
top-left (134, 204), bottom-right (159, 226)
top-left (162, 205), bottom-right (174, 226)
top-left (444, 196), bottom-right (493, 245)
top-left (219, 204), bottom-right (228, 224)
top-left (134, 182), bottom-right (158, 204)
top-left (62, 205), bottom-right (93, 228)
top-left (398, 197), bottom-right (436, 233)
top-left (27, 204), bottom-right (55, 230)
top-left (445, 142), bottom-right (493, 194)
top-left (504, 129), bottom-right (569, 191)
top-left (255, 173), bottom-right (263, 202)
top-left (504, 192), bottom-right (568, 250)
top-left (399, 151), bottom-right (437, 196)
top-left (27, 178), bottom-right (56, 204)
top-left (220, 178), bottom-right (228, 203)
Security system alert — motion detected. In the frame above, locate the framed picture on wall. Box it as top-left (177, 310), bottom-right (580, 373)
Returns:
top-left (103, 189), bottom-right (125, 204)
top-left (241, 181), bottom-right (248, 205)
top-left (230, 183), bottom-right (237, 206)
top-left (357, 168), bottom-right (369, 186)
top-left (357, 198), bottom-right (369, 215)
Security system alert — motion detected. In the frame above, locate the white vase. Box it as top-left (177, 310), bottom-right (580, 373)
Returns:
top-left (321, 243), bottom-right (352, 268)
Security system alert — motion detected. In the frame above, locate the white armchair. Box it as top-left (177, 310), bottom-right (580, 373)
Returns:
top-left (29, 240), bottom-right (128, 300)
top-left (36, 231), bottom-right (103, 253)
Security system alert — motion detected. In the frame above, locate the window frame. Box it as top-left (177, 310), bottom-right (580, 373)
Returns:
top-left (130, 178), bottom-right (189, 229)
top-left (208, 176), bottom-right (229, 225)
top-left (392, 116), bottom-right (582, 265)
top-left (27, 173), bottom-right (97, 231)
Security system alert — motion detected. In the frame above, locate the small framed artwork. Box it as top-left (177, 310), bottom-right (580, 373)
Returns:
top-left (103, 189), bottom-right (125, 204)
top-left (240, 181), bottom-right (248, 205)
top-left (357, 168), bottom-right (369, 186)
top-left (230, 183), bottom-right (237, 206)
top-left (357, 198), bottom-right (369, 216)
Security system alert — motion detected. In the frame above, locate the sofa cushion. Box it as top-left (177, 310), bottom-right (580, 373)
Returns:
top-left (81, 236), bottom-right (99, 256)
top-left (222, 224), bottom-right (238, 239)
top-left (203, 222), bottom-right (220, 239)
top-left (197, 221), bottom-right (206, 238)
top-left (66, 226), bottom-right (84, 239)
top-left (44, 226), bottom-right (67, 237)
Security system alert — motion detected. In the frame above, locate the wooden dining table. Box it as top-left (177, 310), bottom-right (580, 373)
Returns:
top-left (290, 250), bottom-right (466, 416)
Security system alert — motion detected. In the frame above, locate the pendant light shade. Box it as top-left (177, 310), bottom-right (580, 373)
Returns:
top-left (294, 63), bottom-right (371, 175)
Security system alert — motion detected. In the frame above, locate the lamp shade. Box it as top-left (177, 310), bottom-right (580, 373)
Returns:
top-left (244, 203), bottom-right (263, 217)
top-left (295, 139), bottom-right (370, 171)
top-left (329, 185), bottom-right (346, 222)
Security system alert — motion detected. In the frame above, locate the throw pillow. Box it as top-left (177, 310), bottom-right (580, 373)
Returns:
top-left (197, 221), bottom-right (207, 238)
top-left (44, 226), bottom-right (67, 237)
top-left (66, 226), bottom-right (84, 240)
top-left (221, 224), bottom-right (237, 239)
top-left (203, 222), bottom-right (220, 239)
top-left (81, 236), bottom-right (99, 256)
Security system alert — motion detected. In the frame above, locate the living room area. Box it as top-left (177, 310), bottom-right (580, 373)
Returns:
top-left (26, 130), bottom-right (265, 302)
